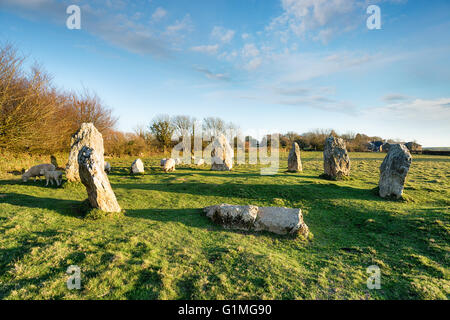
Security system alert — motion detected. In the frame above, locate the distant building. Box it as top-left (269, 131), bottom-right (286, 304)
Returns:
top-left (405, 142), bottom-right (422, 154)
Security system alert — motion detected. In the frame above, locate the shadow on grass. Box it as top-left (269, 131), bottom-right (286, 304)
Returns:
top-left (0, 230), bottom-right (68, 299)
top-left (113, 181), bottom-right (385, 202)
top-left (0, 193), bottom-right (84, 218)
top-left (0, 229), bottom-right (94, 299)
top-left (0, 179), bottom-right (26, 186)
top-left (0, 179), bottom-right (67, 190)
top-left (294, 200), bottom-right (449, 299)
top-left (124, 266), bottom-right (163, 299)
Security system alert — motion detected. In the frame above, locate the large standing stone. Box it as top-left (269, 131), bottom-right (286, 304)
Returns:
top-left (379, 144), bottom-right (412, 199)
top-left (323, 136), bottom-right (350, 179)
top-left (78, 146), bottom-right (121, 213)
top-left (66, 123), bottom-right (104, 182)
top-left (211, 134), bottom-right (233, 171)
top-left (288, 142), bottom-right (302, 172)
top-left (131, 159), bottom-right (145, 174)
top-left (203, 204), bottom-right (309, 236)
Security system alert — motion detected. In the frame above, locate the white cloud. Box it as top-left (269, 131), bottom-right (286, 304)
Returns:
top-left (211, 26), bottom-right (235, 43)
top-left (165, 14), bottom-right (193, 35)
top-left (382, 93), bottom-right (410, 102)
top-left (266, 0), bottom-right (364, 43)
top-left (218, 50), bottom-right (238, 62)
top-left (0, 0), bottom-right (196, 57)
top-left (194, 66), bottom-right (229, 81)
top-left (245, 57), bottom-right (263, 70)
top-left (366, 98), bottom-right (450, 122)
top-left (190, 44), bottom-right (219, 55)
top-left (151, 7), bottom-right (167, 21)
top-left (313, 28), bottom-right (334, 44)
top-left (242, 43), bottom-right (260, 58)
top-left (241, 33), bottom-right (250, 40)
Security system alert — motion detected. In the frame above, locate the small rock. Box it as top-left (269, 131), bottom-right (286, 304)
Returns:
top-left (131, 158), bottom-right (145, 174)
top-left (104, 161), bottom-right (111, 174)
top-left (163, 158), bottom-right (176, 173)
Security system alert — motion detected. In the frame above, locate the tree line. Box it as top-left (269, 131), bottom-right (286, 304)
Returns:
top-left (1, 44), bottom-right (401, 157)
top-left (0, 44), bottom-right (117, 154)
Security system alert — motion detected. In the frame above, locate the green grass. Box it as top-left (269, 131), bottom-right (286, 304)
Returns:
top-left (0, 152), bottom-right (449, 300)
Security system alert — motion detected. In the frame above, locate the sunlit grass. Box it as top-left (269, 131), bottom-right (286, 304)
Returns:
top-left (0, 152), bottom-right (449, 299)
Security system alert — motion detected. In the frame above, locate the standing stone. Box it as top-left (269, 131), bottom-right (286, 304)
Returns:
top-left (379, 144), bottom-right (412, 199)
top-left (78, 146), bottom-right (121, 213)
top-left (323, 136), bottom-right (350, 179)
top-left (66, 123), bottom-right (104, 182)
top-left (211, 134), bottom-right (233, 171)
top-left (131, 158), bottom-right (145, 174)
top-left (288, 142), bottom-right (302, 172)
top-left (203, 204), bottom-right (309, 236)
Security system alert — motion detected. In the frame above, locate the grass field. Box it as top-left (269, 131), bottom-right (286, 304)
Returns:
top-left (0, 151), bottom-right (449, 300)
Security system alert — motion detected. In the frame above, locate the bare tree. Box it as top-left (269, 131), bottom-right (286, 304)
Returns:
top-left (202, 117), bottom-right (226, 138)
top-left (225, 122), bottom-right (240, 140)
top-left (65, 88), bottom-right (118, 135)
top-left (0, 45), bottom-right (62, 151)
top-left (172, 115), bottom-right (195, 137)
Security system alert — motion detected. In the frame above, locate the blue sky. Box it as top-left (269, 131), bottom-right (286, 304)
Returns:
top-left (0, 0), bottom-right (449, 146)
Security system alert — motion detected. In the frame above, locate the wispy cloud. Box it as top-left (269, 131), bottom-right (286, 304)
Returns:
top-left (211, 26), bottom-right (235, 43)
top-left (241, 43), bottom-right (260, 58)
top-left (165, 14), bottom-right (193, 35)
top-left (382, 93), bottom-right (410, 102)
top-left (151, 7), bottom-right (167, 22)
top-left (0, 0), bottom-right (193, 58)
top-left (266, 0), bottom-right (407, 43)
top-left (194, 66), bottom-right (230, 81)
top-left (190, 44), bottom-right (219, 55)
top-left (366, 97), bottom-right (450, 121)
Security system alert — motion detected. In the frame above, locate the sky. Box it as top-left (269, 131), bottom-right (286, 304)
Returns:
top-left (0, 0), bottom-right (449, 147)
